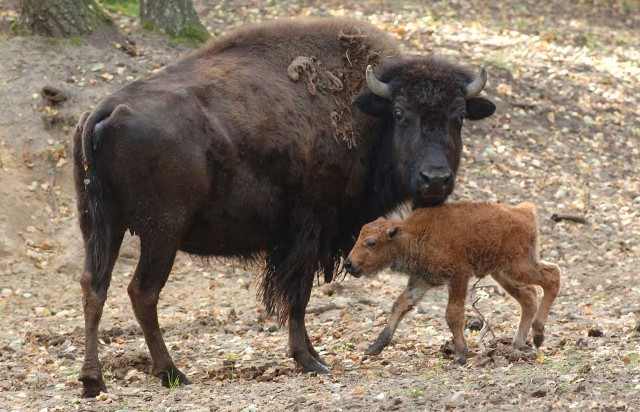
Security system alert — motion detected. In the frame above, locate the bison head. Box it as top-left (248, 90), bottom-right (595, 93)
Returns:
top-left (354, 58), bottom-right (496, 207)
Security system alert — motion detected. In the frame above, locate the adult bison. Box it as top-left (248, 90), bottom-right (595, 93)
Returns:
top-left (73, 18), bottom-right (495, 396)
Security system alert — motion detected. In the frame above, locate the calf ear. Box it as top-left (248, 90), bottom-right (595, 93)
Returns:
top-left (387, 226), bottom-right (401, 239)
top-left (465, 97), bottom-right (496, 120)
top-left (354, 92), bottom-right (392, 117)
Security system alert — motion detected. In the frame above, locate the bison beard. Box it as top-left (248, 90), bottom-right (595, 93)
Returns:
top-left (73, 18), bottom-right (495, 396)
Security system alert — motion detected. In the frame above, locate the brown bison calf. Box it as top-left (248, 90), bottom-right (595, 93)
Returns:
top-left (344, 201), bottom-right (561, 364)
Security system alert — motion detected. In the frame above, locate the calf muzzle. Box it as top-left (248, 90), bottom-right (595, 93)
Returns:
top-left (343, 258), bottom-right (362, 277)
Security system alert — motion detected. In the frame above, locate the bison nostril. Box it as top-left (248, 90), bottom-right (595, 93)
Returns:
top-left (420, 171), bottom-right (430, 185)
top-left (344, 259), bottom-right (353, 271)
top-left (443, 173), bottom-right (453, 187)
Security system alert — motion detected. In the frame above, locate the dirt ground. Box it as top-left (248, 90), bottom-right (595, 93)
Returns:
top-left (0, 1), bottom-right (639, 411)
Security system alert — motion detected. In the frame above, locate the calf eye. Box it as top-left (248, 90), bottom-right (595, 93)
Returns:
top-left (365, 239), bottom-right (377, 249)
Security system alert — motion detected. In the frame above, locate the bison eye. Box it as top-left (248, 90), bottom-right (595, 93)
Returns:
top-left (393, 108), bottom-right (404, 120)
top-left (365, 239), bottom-right (377, 249)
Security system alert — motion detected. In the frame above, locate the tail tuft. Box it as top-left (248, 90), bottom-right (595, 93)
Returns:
top-left (76, 104), bottom-right (115, 289)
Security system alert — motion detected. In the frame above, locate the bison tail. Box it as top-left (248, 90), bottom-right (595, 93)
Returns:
top-left (76, 103), bottom-right (116, 288)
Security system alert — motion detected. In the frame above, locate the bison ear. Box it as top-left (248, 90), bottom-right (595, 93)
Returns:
top-left (465, 97), bottom-right (496, 120)
top-left (387, 226), bottom-right (401, 239)
top-left (354, 92), bottom-right (392, 117)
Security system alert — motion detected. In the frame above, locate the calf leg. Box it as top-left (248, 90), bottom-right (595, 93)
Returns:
top-left (492, 274), bottom-right (538, 349)
top-left (127, 238), bottom-right (189, 387)
top-left (446, 278), bottom-right (470, 364)
top-left (530, 261), bottom-right (561, 347)
top-left (367, 276), bottom-right (429, 355)
top-left (79, 231), bottom-right (124, 398)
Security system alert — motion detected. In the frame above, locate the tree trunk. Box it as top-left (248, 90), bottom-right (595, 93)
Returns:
top-left (19, 0), bottom-right (121, 41)
top-left (140, 0), bottom-right (210, 46)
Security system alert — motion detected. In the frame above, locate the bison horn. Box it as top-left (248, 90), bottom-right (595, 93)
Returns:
top-left (366, 65), bottom-right (392, 100)
top-left (464, 65), bottom-right (488, 99)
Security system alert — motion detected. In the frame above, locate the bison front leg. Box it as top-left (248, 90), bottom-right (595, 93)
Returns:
top-left (367, 276), bottom-right (429, 356)
top-left (128, 239), bottom-right (190, 388)
top-left (288, 275), bottom-right (331, 374)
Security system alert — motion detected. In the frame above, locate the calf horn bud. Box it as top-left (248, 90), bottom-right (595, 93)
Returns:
top-left (464, 65), bottom-right (487, 99)
top-left (366, 65), bottom-right (392, 100)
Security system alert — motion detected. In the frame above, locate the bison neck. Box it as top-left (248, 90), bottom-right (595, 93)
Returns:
top-left (360, 121), bottom-right (409, 221)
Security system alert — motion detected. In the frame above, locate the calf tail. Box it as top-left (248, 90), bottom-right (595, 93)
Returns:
top-left (75, 103), bottom-right (116, 288)
top-left (512, 202), bottom-right (540, 260)
top-left (515, 201), bottom-right (537, 223)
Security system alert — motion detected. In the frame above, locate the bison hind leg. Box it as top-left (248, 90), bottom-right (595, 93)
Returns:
top-left (127, 234), bottom-right (190, 388)
top-left (79, 229), bottom-right (125, 398)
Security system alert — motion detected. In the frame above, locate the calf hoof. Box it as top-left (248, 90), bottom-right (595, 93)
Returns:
top-left (532, 320), bottom-right (545, 348)
top-left (366, 329), bottom-right (392, 356)
top-left (453, 347), bottom-right (468, 365)
top-left (533, 334), bottom-right (545, 348)
top-left (159, 367), bottom-right (191, 388)
top-left (513, 339), bottom-right (527, 350)
top-left (365, 343), bottom-right (385, 356)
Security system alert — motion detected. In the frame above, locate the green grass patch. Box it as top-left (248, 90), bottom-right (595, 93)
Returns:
top-left (69, 36), bottom-right (83, 46)
top-left (141, 20), bottom-right (155, 31)
top-left (99, 0), bottom-right (139, 18)
top-left (169, 26), bottom-right (211, 48)
top-left (46, 37), bottom-right (60, 46)
top-left (406, 388), bottom-right (423, 398)
top-left (167, 370), bottom-right (181, 389)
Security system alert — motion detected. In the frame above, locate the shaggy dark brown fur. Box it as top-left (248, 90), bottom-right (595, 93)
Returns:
top-left (345, 201), bottom-right (561, 364)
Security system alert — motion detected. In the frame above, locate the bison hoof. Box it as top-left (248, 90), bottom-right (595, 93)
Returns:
top-left (298, 358), bottom-right (331, 374)
top-left (160, 367), bottom-right (191, 388)
top-left (79, 368), bottom-right (107, 398)
top-left (80, 379), bottom-right (107, 398)
top-left (454, 356), bottom-right (467, 365)
top-left (307, 359), bottom-right (331, 374)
